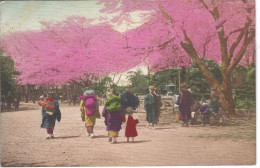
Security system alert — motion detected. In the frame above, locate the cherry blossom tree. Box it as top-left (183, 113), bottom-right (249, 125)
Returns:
top-left (1, 16), bottom-right (144, 86)
top-left (99, 0), bottom-right (255, 117)
top-left (1, 0), bottom-right (255, 117)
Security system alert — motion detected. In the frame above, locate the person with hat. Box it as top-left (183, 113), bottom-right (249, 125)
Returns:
top-left (176, 83), bottom-right (193, 127)
top-left (79, 89), bottom-right (101, 138)
top-left (144, 86), bottom-right (159, 127)
top-left (102, 88), bottom-right (123, 143)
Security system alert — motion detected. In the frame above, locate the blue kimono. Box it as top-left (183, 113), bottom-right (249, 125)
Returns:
top-left (41, 100), bottom-right (61, 129)
top-left (144, 93), bottom-right (158, 124)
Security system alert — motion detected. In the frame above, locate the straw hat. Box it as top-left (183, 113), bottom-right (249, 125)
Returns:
top-left (149, 86), bottom-right (155, 89)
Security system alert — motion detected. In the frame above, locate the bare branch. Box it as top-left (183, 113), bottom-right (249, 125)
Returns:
top-left (114, 74), bottom-right (122, 85)
top-left (44, 24), bottom-right (67, 43)
top-left (159, 4), bottom-right (175, 23)
top-left (228, 29), bottom-right (255, 72)
top-left (228, 27), bottom-right (244, 37)
top-left (202, 35), bottom-right (211, 58)
top-left (199, 0), bottom-right (218, 20)
top-left (228, 18), bottom-right (253, 60)
top-left (158, 38), bottom-right (175, 50)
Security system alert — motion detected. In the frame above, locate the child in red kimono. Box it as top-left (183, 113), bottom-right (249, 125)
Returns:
top-left (122, 107), bottom-right (139, 142)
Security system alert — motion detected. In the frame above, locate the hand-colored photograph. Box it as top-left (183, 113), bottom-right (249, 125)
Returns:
top-left (0, 0), bottom-right (256, 167)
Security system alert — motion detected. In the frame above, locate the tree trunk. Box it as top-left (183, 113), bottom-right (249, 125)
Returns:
top-left (185, 67), bottom-right (190, 84)
top-left (221, 69), bottom-right (236, 117)
top-left (178, 67), bottom-right (181, 93)
top-left (181, 39), bottom-right (236, 118)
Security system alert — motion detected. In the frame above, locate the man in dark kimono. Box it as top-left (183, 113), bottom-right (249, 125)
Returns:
top-left (121, 85), bottom-right (139, 114)
top-left (144, 86), bottom-right (158, 127)
top-left (176, 83), bottom-right (193, 127)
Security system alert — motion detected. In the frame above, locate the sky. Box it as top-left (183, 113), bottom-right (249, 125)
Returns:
top-left (0, 0), bottom-right (148, 35)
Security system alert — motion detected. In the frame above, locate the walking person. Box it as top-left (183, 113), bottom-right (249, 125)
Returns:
top-left (176, 83), bottom-right (193, 127)
top-left (102, 88), bottom-right (122, 144)
top-left (122, 107), bottom-right (139, 142)
top-left (154, 87), bottom-right (163, 123)
top-left (38, 94), bottom-right (61, 139)
top-left (79, 89), bottom-right (101, 138)
top-left (144, 86), bottom-right (158, 127)
top-left (121, 85), bottom-right (139, 114)
top-left (13, 95), bottom-right (20, 111)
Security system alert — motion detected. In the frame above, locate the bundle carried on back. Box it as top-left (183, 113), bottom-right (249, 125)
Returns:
top-left (38, 97), bottom-right (55, 112)
top-left (104, 95), bottom-right (121, 113)
top-left (79, 94), bottom-right (97, 115)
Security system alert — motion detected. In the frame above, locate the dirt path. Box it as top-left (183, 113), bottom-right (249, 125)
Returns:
top-left (1, 102), bottom-right (256, 166)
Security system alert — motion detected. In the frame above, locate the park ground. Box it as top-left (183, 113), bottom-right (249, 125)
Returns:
top-left (0, 102), bottom-right (256, 166)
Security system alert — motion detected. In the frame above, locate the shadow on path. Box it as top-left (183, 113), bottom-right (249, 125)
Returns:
top-left (92, 135), bottom-right (109, 139)
top-left (2, 161), bottom-right (46, 167)
top-left (115, 140), bottom-right (151, 144)
top-left (153, 127), bottom-right (174, 130)
top-left (54, 135), bottom-right (80, 139)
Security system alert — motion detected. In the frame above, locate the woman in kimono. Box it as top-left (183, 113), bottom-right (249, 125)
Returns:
top-left (79, 89), bottom-right (100, 138)
top-left (39, 95), bottom-right (61, 139)
top-left (102, 88), bottom-right (122, 143)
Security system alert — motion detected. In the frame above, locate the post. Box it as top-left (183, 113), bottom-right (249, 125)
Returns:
top-left (178, 67), bottom-right (181, 93)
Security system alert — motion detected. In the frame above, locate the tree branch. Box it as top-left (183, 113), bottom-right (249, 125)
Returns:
top-left (228, 29), bottom-right (255, 72)
top-left (181, 29), bottom-right (222, 92)
top-left (44, 24), bottom-right (67, 43)
top-left (115, 74), bottom-right (122, 85)
top-left (158, 38), bottom-right (175, 50)
top-left (159, 4), bottom-right (175, 23)
top-left (202, 35), bottom-right (211, 58)
top-left (199, 0), bottom-right (218, 20)
top-left (228, 18), bottom-right (253, 60)
top-left (228, 27), bottom-right (244, 37)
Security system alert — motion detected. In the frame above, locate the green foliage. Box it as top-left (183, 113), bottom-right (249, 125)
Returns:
top-left (92, 76), bottom-right (113, 96)
top-left (1, 50), bottom-right (16, 101)
top-left (150, 69), bottom-right (183, 94)
top-left (91, 76), bottom-right (126, 96)
top-left (111, 85), bottom-right (125, 96)
top-left (232, 64), bottom-right (255, 109)
top-left (188, 59), bottom-right (222, 101)
top-left (127, 68), bottom-right (149, 95)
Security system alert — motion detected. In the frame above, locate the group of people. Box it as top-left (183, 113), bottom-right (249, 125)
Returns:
top-left (38, 85), bottom-right (140, 144)
top-left (79, 85), bottom-right (141, 143)
top-left (176, 83), bottom-right (220, 127)
top-left (37, 83), bottom-right (220, 141)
